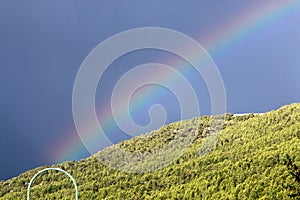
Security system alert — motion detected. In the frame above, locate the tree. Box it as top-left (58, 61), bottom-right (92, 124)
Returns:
top-left (283, 154), bottom-right (300, 199)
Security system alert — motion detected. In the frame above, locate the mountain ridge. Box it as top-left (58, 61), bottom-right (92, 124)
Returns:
top-left (1, 103), bottom-right (300, 199)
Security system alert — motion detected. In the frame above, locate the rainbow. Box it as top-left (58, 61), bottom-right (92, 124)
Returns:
top-left (49, 0), bottom-right (300, 163)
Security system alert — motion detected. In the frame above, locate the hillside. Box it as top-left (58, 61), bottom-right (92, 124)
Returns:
top-left (1, 103), bottom-right (300, 199)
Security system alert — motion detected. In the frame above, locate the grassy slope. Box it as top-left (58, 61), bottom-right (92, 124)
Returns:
top-left (0, 103), bottom-right (300, 199)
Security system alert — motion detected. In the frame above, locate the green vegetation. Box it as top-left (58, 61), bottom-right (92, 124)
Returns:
top-left (283, 154), bottom-right (300, 199)
top-left (1, 103), bottom-right (300, 199)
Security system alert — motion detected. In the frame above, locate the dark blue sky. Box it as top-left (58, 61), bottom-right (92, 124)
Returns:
top-left (0, 0), bottom-right (300, 180)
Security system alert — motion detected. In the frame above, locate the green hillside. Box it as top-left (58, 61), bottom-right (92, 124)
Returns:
top-left (1, 103), bottom-right (300, 199)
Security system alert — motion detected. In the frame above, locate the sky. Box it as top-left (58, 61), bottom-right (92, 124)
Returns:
top-left (0, 0), bottom-right (300, 180)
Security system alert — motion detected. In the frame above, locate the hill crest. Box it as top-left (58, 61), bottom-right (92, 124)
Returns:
top-left (1, 103), bottom-right (300, 199)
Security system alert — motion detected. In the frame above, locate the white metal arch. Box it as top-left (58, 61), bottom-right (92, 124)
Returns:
top-left (27, 167), bottom-right (78, 200)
